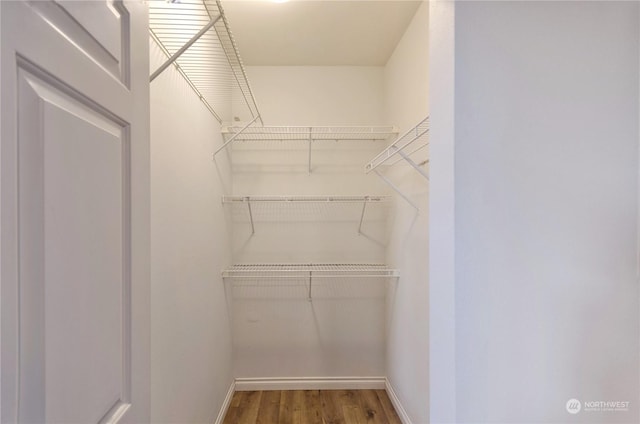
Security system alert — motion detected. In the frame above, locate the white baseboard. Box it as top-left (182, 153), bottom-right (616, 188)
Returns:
top-left (385, 378), bottom-right (412, 424)
top-left (213, 379), bottom-right (236, 424)
top-left (234, 376), bottom-right (386, 391)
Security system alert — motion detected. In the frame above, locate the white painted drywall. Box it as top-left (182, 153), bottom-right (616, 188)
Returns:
top-left (149, 39), bottom-right (233, 423)
top-left (382, 3), bottom-right (430, 424)
top-left (230, 66), bottom-right (390, 380)
top-left (238, 66), bottom-right (385, 125)
top-left (427, 1), bottom-right (457, 422)
top-left (453, 2), bottom-right (639, 423)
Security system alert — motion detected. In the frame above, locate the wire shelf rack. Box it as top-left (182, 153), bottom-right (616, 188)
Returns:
top-left (222, 195), bottom-right (391, 203)
top-left (222, 195), bottom-right (390, 235)
top-left (221, 126), bottom-right (398, 142)
top-left (365, 117), bottom-right (429, 172)
top-left (149, 0), bottom-right (261, 124)
top-left (226, 264), bottom-right (395, 300)
top-left (222, 263), bottom-right (399, 279)
top-left (364, 116), bottom-right (430, 210)
top-left (219, 126), bottom-right (398, 172)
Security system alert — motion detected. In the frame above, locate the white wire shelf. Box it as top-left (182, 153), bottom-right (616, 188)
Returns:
top-left (222, 263), bottom-right (399, 279)
top-left (221, 126), bottom-right (398, 142)
top-left (222, 195), bottom-right (390, 235)
top-left (365, 116), bottom-right (430, 211)
top-left (225, 264), bottom-right (396, 300)
top-left (365, 117), bottom-right (429, 172)
top-left (219, 126), bottom-right (398, 172)
top-left (149, 0), bottom-right (261, 124)
top-left (222, 195), bottom-right (391, 203)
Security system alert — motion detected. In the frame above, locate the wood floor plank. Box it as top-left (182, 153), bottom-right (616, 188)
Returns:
top-left (291, 390), bottom-right (306, 424)
top-left (356, 390), bottom-right (387, 424)
top-left (320, 390), bottom-right (346, 424)
top-left (237, 391), bottom-right (262, 424)
top-left (223, 392), bottom-right (244, 424)
top-left (375, 390), bottom-right (402, 424)
top-left (222, 389), bottom-right (401, 424)
top-left (342, 404), bottom-right (366, 424)
top-left (337, 390), bottom-right (368, 424)
top-left (335, 390), bottom-right (358, 407)
top-left (279, 390), bottom-right (294, 424)
top-left (304, 389), bottom-right (323, 424)
top-left (231, 391), bottom-right (244, 408)
top-left (257, 390), bottom-right (281, 424)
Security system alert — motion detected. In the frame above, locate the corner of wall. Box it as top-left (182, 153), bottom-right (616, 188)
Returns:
top-left (212, 380), bottom-right (236, 424)
top-left (382, 1), bottom-right (432, 424)
top-left (385, 378), bottom-right (414, 424)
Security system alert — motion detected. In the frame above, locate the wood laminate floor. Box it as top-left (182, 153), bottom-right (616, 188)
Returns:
top-left (222, 389), bottom-right (402, 424)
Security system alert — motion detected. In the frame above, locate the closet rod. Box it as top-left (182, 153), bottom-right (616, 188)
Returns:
top-left (150, 14), bottom-right (221, 82)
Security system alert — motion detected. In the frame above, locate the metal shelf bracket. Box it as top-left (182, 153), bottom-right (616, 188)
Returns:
top-left (214, 115), bottom-right (261, 157)
top-left (392, 146), bottom-right (430, 181)
top-left (357, 196), bottom-right (369, 234)
top-left (245, 197), bottom-right (255, 235)
top-left (308, 127), bottom-right (312, 175)
top-left (373, 170), bottom-right (419, 211)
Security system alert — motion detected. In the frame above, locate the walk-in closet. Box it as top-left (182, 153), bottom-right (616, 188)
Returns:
top-left (4, 1), bottom-right (638, 423)
top-left (149, 0), bottom-right (429, 422)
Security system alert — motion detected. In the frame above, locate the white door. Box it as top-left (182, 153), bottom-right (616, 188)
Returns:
top-left (1, 1), bottom-right (150, 422)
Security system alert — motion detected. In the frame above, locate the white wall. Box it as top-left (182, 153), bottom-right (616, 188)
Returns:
top-left (427, 1), bottom-right (456, 422)
top-left (150, 39), bottom-right (233, 423)
top-left (452, 2), bottom-right (639, 423)
top-left (230, 66), bottom-right (390, 380)
top-left (382, 3), bottom-right (430, 424)
top-left (239, 66), bottom-right (385, 126)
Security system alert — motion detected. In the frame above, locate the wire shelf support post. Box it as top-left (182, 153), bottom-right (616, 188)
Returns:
top-left (308, 127), bottom-right (312, 175)
top-left (245, 197), bottom-right (255, 235)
